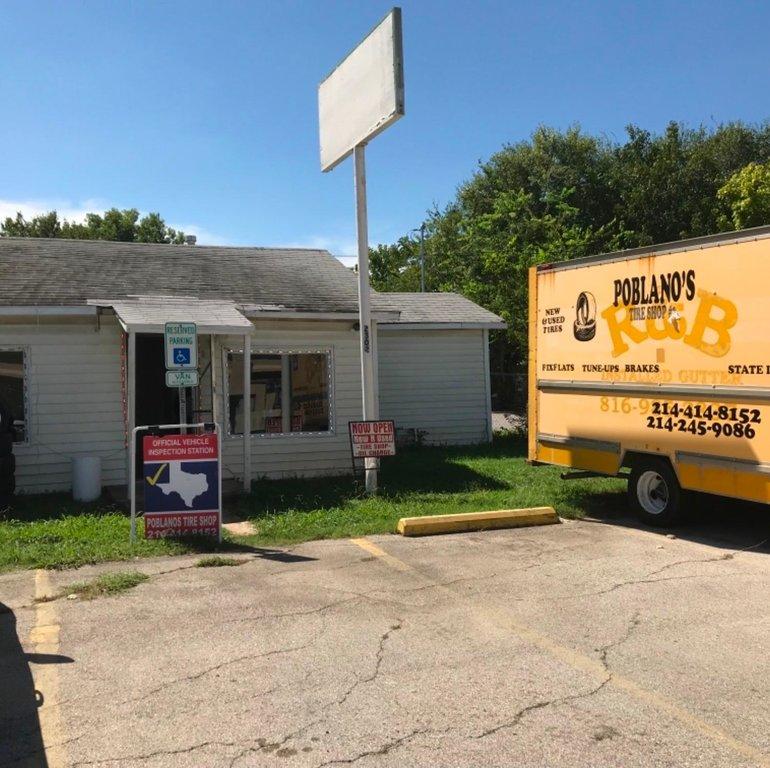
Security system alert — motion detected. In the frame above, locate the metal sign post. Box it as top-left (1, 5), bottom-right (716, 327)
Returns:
top-left (318, 8), bottom-right (405, 495)
top-left (354, 144), bottom-right (379, 493)
top-left (178, 387), bottom-right (187, 435)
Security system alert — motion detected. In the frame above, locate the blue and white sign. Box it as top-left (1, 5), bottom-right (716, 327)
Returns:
top-left (164, 322), bottom-right (197, 369)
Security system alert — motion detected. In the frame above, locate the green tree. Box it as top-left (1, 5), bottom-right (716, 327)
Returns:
top-left (1, 210), bottom-right (62, 238)
top-left (370, 120), bottom-right (770, 378)
top-left (717, 162), bottom-right (770, 230)
top-left (1, 208), bottom-right (186, 244)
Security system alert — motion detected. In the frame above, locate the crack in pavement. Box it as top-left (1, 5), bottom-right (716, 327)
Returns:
top-left (220, 594), bottom-right (362, 625)
top-left (228, 717), bottom-right (329, 768)
top-left (473, 676), bottom-right (613, 739)
top-left (333, 619), bottom-right (403, 709)
top-left (123, 636), bottom-right (319, 707)
top-left (49, 603), bottom-right (340, 715)
top-left (570, 570), bottom-right (743, 599)
top-left (314, 726), bottom-right (450, 767)
top-left (644, 535), bottom-right (769, 578)
top-left (597, 612), bottom-right (642, 672)
top-left (473, 613), bottom-right (641, 740)
top-left (70, 739), bottom-right (247, 766)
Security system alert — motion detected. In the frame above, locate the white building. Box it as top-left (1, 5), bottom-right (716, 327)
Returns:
top-left (0, 238), bottom-right (504, 493)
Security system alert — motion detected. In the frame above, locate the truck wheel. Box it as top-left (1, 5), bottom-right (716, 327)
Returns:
top-left (628, 458), bottom-right (681, 527)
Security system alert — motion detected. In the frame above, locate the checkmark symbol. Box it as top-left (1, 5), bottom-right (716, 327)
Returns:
top-left (146, 463), bottom-right (168, 486)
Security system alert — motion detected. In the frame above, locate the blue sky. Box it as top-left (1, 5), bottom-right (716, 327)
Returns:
top-left (3, 1), bottom-right (769, 263)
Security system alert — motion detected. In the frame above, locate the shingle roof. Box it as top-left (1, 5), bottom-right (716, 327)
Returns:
top-left (0, 237), bottom-right (361, 313)
top-left (372, 292), bottom-right (505, 327)
top-left (0, 237), bottom-right (505, 327)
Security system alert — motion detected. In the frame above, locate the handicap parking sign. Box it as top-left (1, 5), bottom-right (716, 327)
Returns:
top-left (173, 348), bottom-right (191, 366)
top-left (164, 322), bottom-right (197, 369)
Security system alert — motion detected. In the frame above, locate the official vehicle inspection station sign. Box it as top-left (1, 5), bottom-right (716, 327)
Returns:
top-left (143, 433), bottom-right (221, 538)
top-left (349, 420), bottom-right (397, 458)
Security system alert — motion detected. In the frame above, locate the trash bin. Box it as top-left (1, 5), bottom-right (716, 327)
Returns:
top-left (72, 456), bottom-right (102, 502)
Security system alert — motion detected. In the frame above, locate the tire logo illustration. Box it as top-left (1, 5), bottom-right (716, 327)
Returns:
top-left (573, 291), bottom-right (596, 341)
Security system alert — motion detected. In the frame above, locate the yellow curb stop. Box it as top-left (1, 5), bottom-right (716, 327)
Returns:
top-left (396, 507), bottom-right (559, 537)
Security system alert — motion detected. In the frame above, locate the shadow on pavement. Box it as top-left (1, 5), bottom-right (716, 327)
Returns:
top-left (579, 487), bottom-right (770, 555)
top-left (240, 545), bottom-right (317, 563)
top-left (0, 602), bottom-right (74, 767)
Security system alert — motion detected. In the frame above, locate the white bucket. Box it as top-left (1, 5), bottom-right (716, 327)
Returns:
top-left (72, 456), bottom-right (102, 502)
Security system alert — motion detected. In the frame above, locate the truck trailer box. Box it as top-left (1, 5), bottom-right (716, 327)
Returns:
top-left (528, 225), bottom-right (770, 525)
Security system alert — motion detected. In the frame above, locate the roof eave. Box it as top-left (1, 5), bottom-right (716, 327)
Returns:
top-left (379, 321), bottom-right (506, 330)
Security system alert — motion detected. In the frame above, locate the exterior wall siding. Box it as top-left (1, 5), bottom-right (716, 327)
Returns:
top-left (0, 319), bottom-right (127, 493)
top-left (377, 328), bottom-right (491, 445)
top-left (1, 317), bottom-right (489, 493)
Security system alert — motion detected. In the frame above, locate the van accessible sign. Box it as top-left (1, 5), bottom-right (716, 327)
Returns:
top-left (349, 420), bottom-right (396, 458)
top-left (143, 433), bottom-right (220, 539)
top-left (164, 322), bottom-right (197, 369)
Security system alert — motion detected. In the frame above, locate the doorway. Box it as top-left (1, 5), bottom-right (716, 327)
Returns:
top-left (135, 334), bottom-right (184, 428)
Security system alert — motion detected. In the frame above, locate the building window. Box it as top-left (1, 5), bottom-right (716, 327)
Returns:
top-left (0, 349), bottom-right (26, 443)
top-left (226, 350), bottom-right (332, 435)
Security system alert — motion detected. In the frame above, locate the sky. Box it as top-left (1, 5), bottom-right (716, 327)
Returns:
top-left (3, 1), bottom-right (770, 265)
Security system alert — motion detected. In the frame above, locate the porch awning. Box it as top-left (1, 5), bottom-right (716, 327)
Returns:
top-left (90, 297), bottom-right (253, 335)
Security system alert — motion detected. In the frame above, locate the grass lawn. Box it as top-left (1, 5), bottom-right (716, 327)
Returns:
top-left (236, 434), bottom-right (626, 545)
top-left (0, 434), bottom-right (626, 573)
top-left (0, 496), bottom-right (217, 573)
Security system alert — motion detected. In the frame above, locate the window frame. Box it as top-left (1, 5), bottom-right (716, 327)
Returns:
top-left (222, 346), bottom-right (335, 439)
top-left (0, 346), bottom-right (30, 445)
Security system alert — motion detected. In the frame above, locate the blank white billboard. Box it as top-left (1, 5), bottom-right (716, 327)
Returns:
top-left (318, 8), bottom-right (405, 172)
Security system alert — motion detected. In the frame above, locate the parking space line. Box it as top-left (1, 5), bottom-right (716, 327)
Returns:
top-left (31, 569), bottom-right (66, 768)
top-left (350, 537), bottom-right (413, 572)
top-left (350, 536), bottom-right (770, 767)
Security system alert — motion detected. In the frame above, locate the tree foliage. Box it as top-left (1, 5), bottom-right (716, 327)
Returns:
top-left (717, 161), bottom-right (770, 230)
top-left (371, 122), bottom-right (770, 371)
top-left (1, 208), bottom-right (186, 244)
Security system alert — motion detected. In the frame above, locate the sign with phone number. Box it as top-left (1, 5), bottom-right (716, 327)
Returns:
top-left (599, 397), bottom-right (762, 439)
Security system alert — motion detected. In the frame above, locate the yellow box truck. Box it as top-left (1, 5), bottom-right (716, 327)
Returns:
top-left (528, 226), bottom-right (770, 525)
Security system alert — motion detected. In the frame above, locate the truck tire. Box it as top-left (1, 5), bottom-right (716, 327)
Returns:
top-left (0, 432), bottom-right (12, 455)
top-left (628, 457), bottom-right (682, 527)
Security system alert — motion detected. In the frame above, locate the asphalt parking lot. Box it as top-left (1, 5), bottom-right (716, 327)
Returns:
top-left (2, 510), bottom-right (769, 768)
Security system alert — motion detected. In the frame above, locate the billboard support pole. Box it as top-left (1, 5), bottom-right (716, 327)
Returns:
top-left (354, 143), bottom-right (378, 494)
top-left (242, 329), bottom-right (252, 493)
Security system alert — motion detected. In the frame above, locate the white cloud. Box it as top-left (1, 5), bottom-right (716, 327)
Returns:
top-left (0, 197), bottom-right (110, 224)
top-left (275, 234), bottom-right (360, 268)
top-left (0, 198), bottom-right (232, 246)
top-left (166, 222), bottom-right (233, 247)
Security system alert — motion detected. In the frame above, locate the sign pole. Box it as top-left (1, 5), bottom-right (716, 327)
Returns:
top-left (178, 386), bottom-right (187, 435)
top-left (354, 143), bottom-right (378, 494)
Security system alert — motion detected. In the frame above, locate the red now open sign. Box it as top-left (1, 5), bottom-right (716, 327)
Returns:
top-left (349, 420), bottom-right (396, 459)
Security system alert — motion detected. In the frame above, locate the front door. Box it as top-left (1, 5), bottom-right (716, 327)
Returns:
top-left (132, 333), bottom-right (216, 475)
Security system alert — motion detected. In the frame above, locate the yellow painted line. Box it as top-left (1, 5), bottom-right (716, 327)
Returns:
top-left (350, 538), bottom-right (770, 766)
top-left (350, 537), bottom-right (413, 572)
top-left (396, 507), bottom-right (558, 537)
top-left (145, 462), bottom-right (168, 486)
top-left (31, 569), bottom-right (66, 768)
